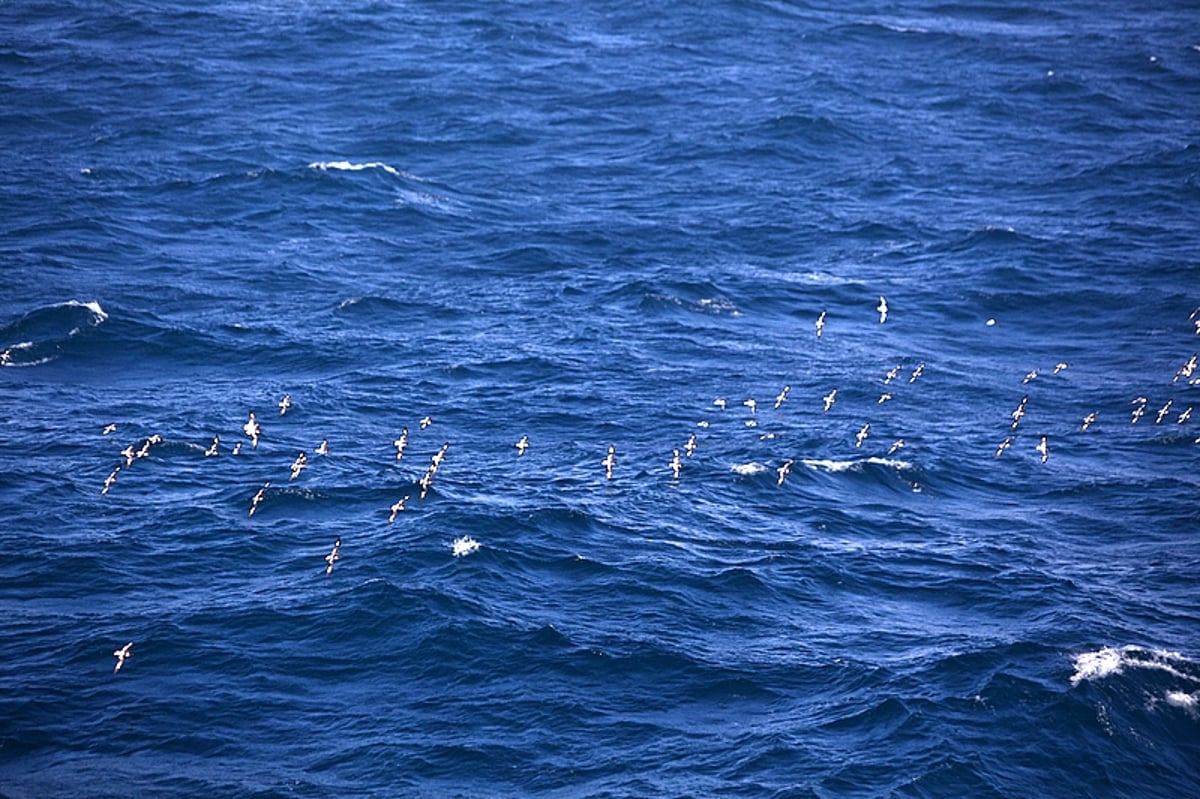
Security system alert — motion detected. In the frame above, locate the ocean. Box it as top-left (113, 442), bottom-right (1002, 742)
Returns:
top-left (2, 1), bottom-right (1198, 796)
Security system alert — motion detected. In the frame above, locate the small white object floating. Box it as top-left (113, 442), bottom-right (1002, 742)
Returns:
top-left (452, 536), bottom-right (480, 558)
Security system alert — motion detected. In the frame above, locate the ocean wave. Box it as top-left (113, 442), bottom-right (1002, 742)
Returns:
top-left (1070, 645), bottom-right (1199, 688)
top-left (0, 300), bottom-right (108, 367)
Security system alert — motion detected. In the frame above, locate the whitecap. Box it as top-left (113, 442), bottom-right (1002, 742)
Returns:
top-left (308, 160), bottom-right (426, 182)
top-left (451, 536), bottom-right (480, 558)
top-left (730, 462), bottom-right (768, 476)
top-left (1070, 646), bottom-right (1125, 687)
top-left (1165, 690), bottom-right (1199, 711)
top-left (801, 457), bottom-right (913, 473)
top-left (52, 299), bottom-right (107, 323)
top-left (1070, 645), bottom-right (1198, 688)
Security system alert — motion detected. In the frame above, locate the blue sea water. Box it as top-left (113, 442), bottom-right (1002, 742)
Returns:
top-left (2, 1), bottom-right (1199, 796)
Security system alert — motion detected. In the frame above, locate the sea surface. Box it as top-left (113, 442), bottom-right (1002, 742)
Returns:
top-left (2, 1), bottom-right (1199, 796)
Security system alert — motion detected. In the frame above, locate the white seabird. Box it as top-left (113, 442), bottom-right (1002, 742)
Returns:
top-left (515, 435), bottom-right (529, 456)
top-left (884, 366), bottom-right (901, 384)
top-left (1130, 397), bottom-right (1147, 424)
top-left (1036, 436), bottom-right (1049, 464)
top-left (776, 459), bottom-right (793, 486)
top-left (1010, 396), bottom-right (1029, 430)
top-left (112, 641), bottom-right (133, 673)
top-left (743, 398), bottom-right (757, 414)
top-left (249, 481), bottom-right (270, 517)
top-left (101, 467), bottom-right (120, 495)
top-left (419, 416), bottom-right (433, 430)
top-left (877, 393), bottom-right (893, 404)
top-left (669, 449), bottom-right (682, 480)
top-left (602, 444), bottom-right (616, 480)
top-left (120, 445), bottom-right (136, 467)
top-left (1174, 354), bottom-right (1197, 383)
top-left (877, 296), bottom-right (889, 323)
top-left (815, 310), bottom-right (827, 338)
top-left (315, 439), bottom-right (329, 455)
top-left (855, 423), bottom-right (870, 448)
top-left (1177, 407), bottom-right (1193, 424)
top-left (324, 538), bottom-right (341, 575)
top-left (393, 428), bottom-right (409, 461)
top-left (887, 439), bottom-right (906, 456)
top-left (713, 398), bottom-right (727, 411)
top-left (387, 495), bottom-right (409, 524)
top-left (1023, 369), bottom-right (1039, 384)
top-left (1053, 362), bottom-right (1071, 375)
top-left (909, 363), bottom-right (925, 383)
top-left (231, 441), bottom-right (243, 456)
top-left (774, 385), bottom-right (790, 409)
top-left (1155, 399), bottom-right (1174, 424)
top-left (289, 451), bottom-right (308, 480)
top-left (102, 423), bottom-right (118, 435)
top-left (995, 437), bottom-right (1012, 458)
top-left (1081, 412), bottom-right (1098, 432)
top-left (684, 432), bottom-right (697, 457)
top-left (278, 394), bottom-right (292, 416)
top-left (204, 435), bottom-right (220, 457)
top-left (243, 412), bottom-right (261, 449)
top-left (822, 388), bottom-right (837, 413)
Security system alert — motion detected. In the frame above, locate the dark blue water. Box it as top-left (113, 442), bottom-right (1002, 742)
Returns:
top-left (3, 1), bottom-right (1199, 796)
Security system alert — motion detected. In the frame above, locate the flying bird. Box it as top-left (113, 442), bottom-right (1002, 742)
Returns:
top-left (112, 641), bottom-right (133, 673)
top-left (822, 388), bottom-right (838, 413)
top-left (815, 311), bottom-right (827, 338)
top-left (669, 449), bottom-right (682, 480)
top-left (515, 435), bottom-right (529, 456)
top-left (102, 423), bottom-right (118, 435)
top-left (249, 482), bottom-right (270, 516)
top-left (876, 296), bottom-right (889, 323)
top-left (387, 495), bottom-right (409, 523)
top-left (776, 459), bottom-right (793, 486)
top-left (243, 412), bottom-right (261, 449)
top-left (324, 538), bottom-right (341, 575)
top-left (774, 385), bottom-right (790, 409)
top-left (602, 445), bottom-right (616, 480)
top-left (1036, 436), bottom-right (1049, 464)
top-left (278, 394), bottom-right (291, 415)
top-left (855, 423), bottom-right (871, 448)
top-left (1080, 412), bottom-right (1098, 432)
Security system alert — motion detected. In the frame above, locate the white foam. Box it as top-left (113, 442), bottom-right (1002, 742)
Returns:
top-left (730, 462), bottom-right (768, 476)
top-left (1070, 645), bottom-right (1198, 688)
top-left (1070, 646), bottom-right (1125, 687)
top-left (1165, 690), bottom-right (1199, 710)
top-left (451, 536), bottom-right (480, 558)
top-left (801, 457), bottom-right (913, 473)
top-left (308, 160), bottom-right (425, 181)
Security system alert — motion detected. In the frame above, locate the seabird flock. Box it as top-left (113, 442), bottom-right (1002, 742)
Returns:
top-left (93, 298), bottom-right (1198, 672)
